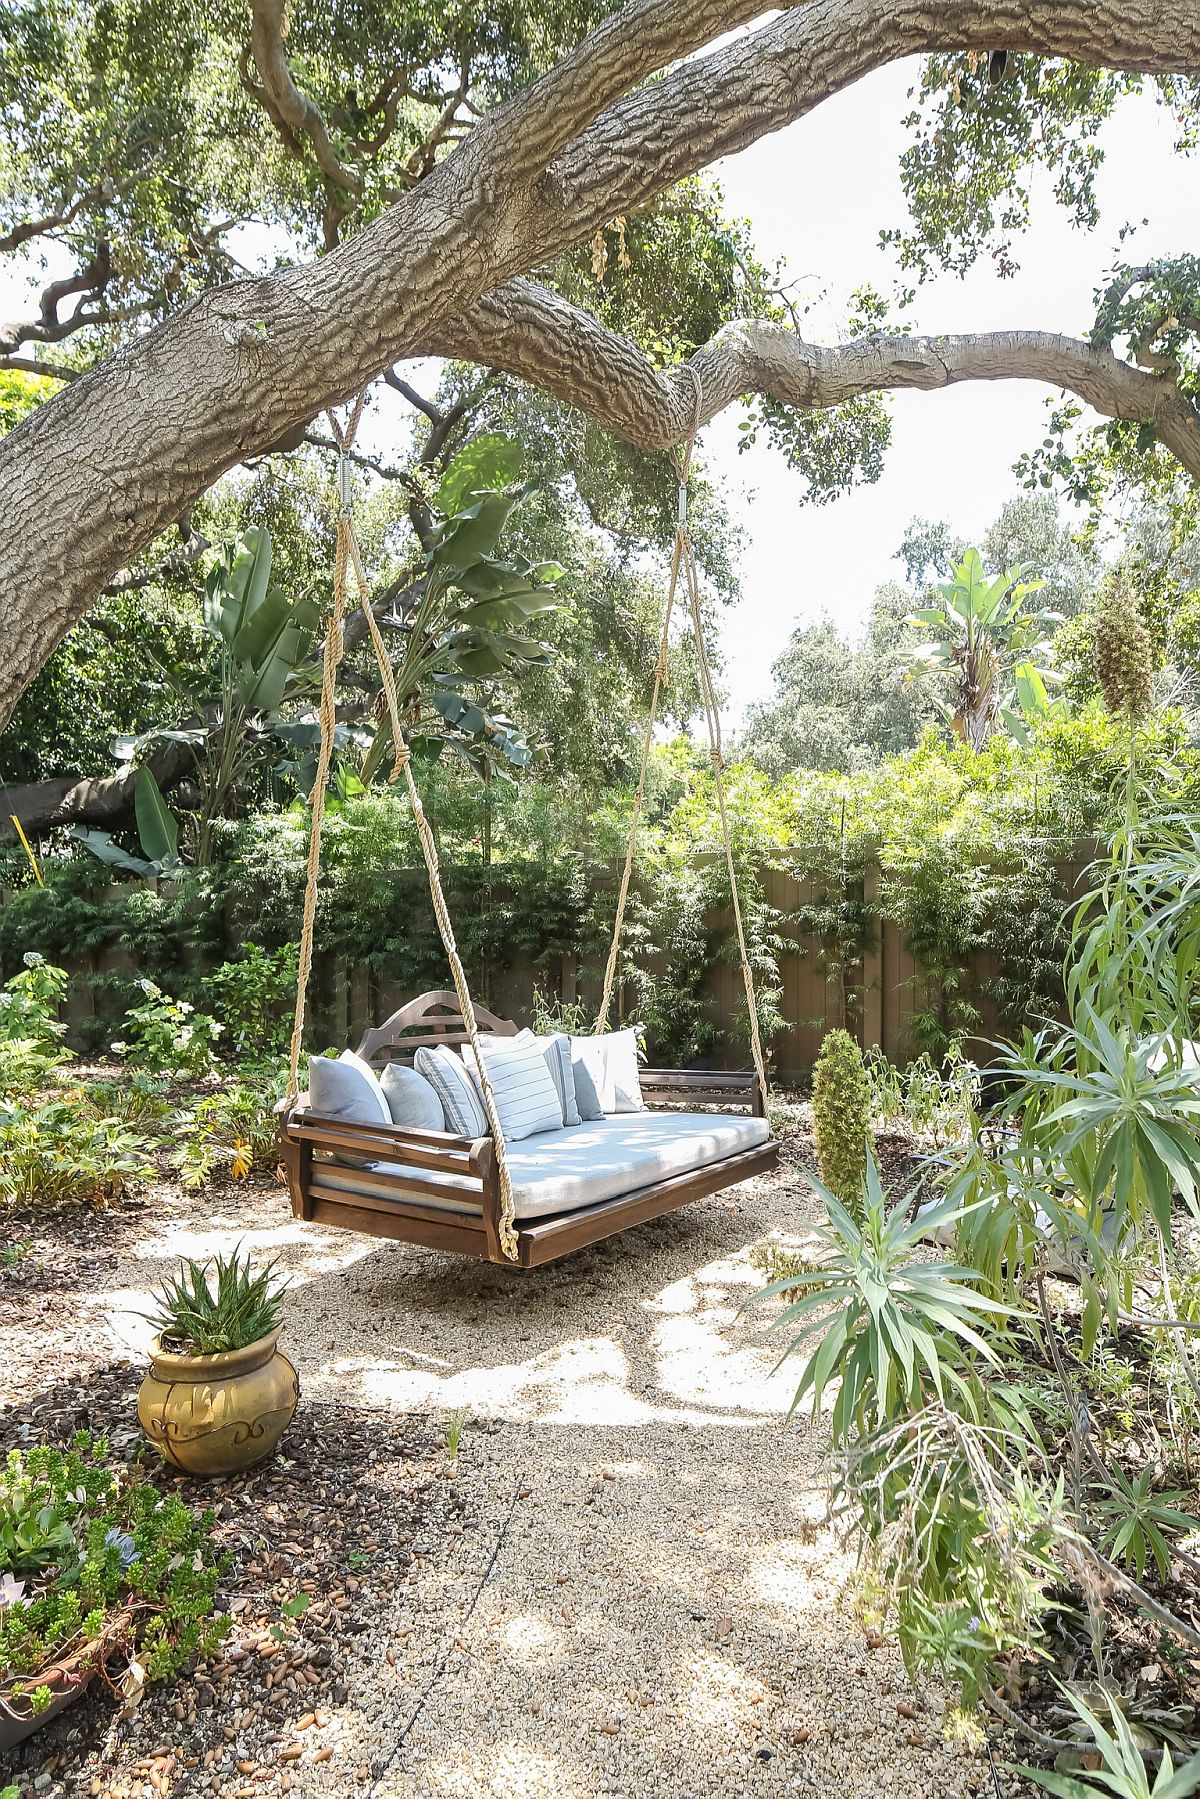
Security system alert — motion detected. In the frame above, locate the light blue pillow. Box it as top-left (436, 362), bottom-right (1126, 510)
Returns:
top-left (381, 1062), bottom-right (445, 1133)
top-left (414, 1045), bottom-right (489, 1138)
top-left (308, 1050), bottom-right (391, 1126)
top-left (308, 1050), bottom-right (391, 1166)
top-left (536, 1031), bottom-right (581, 1127)
top-left (571, 1052), bottom-right (605, 1121)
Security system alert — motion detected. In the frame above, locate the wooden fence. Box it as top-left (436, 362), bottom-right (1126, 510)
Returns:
top-left (45, 852), bottom-right (1092, 1078)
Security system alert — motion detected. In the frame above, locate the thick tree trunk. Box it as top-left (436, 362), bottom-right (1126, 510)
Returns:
top-left (1, 0), bottom-right (1198, 728)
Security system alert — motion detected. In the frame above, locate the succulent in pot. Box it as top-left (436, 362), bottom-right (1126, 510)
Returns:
top-left (0, 1435), bottom-right (227, 1750)
top-left (137, 1248), bottom-right (299, 1477)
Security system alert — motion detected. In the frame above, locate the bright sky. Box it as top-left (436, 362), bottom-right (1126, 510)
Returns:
top-left (707, 57), bottom-right (1198, 722)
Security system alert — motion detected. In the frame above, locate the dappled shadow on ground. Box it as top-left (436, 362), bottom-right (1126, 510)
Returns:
top-left (2, 1109), bottom-right (993, 1798)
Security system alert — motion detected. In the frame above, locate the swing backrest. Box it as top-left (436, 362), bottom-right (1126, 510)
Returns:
top-left (357, 989), bottom-right (520, 1068)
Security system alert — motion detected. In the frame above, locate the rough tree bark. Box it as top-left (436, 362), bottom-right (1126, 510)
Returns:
top-left (2, 0), bottom-right (1198, 729)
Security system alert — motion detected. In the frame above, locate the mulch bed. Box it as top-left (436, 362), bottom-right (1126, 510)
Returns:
top-left (0, 1180), bottom-right (483, 1799)
top-left (1, 1356), bottom-right (475, 1799)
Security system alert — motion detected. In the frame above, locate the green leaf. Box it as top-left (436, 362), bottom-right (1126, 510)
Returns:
top-left (208, 526), bottom-right (273, 644)
top-left (432, 490), bottom-right (522, 572)
top-left (71, 828), bottom-right (155, 876)
top-left (134, 764), bottom-right (180, 866)
top-left (437, 435), bottom-right (523, 516)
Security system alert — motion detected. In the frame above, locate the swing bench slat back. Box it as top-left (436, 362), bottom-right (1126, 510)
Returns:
top-left (280, 992), bottom-right (776, 1268)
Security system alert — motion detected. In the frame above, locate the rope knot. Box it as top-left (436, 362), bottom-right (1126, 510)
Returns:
top-left (709, 746), bottom-right (724, 772)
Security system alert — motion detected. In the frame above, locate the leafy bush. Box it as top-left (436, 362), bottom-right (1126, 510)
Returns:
top-left (0, 953), bottom-right (71, 1099)
top-left (811, 1028), bottom-right (872, 1203)
top-left (770, 794), bottom-right (1200, 1756)
top-left (112, 980), bottom-right (222, 1078)
top-left (865, 1045), bottom-right (979, 1148)
top-left (0, 1097), bottom-right (157, 1207)
top-left (206, 944), bottom-right (298, 1057)
top-left (146, 1247), bottom-right (286, 1354)
top-left (758, 1156), bottom-right (1056, 1703)
top-left (172, 1073), bottom-right (287, 1188)
top-left (0, 1435), bottom-right (227, 1710)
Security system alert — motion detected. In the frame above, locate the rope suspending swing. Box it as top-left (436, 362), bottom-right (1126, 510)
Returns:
top-left (594, 371), bottom-right (770, 1106)
top-left (286, 391), bottom-right (520, 1260)
top-left (287, 371), bottom-right (768, 1269)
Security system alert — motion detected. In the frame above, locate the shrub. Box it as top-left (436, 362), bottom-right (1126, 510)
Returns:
top-left (205, 944), bottom-right (298, 1058)
top-left (146, 1247), bottom-right (287, 1354)
top-left (0, 954), bottom-right (71, 1099)
top-left (864, 1045), bottom-right (978, 1148)
top-left (0, 1435), bottom-right (227, 1709)
top-left (0, 1097), bottom-right (157, 1207)
top-left (811, 1028), bottom-right (872, 1203)
top-left (112, 980), bottom-right (222, 1078)
top-left (172, 1072), bottom-right (287, 1188)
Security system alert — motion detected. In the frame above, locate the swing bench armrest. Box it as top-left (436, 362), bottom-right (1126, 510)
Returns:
top-left (280, 1105), bottom-right (486, 1161)
top-left (277, 1104), bottom-right (505, 1253)
top-left (640, 1069), bottom-right (766, 1116)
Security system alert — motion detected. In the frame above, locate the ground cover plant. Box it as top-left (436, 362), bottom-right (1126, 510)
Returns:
top-left (0, 1435), bottom-right (227, 1720)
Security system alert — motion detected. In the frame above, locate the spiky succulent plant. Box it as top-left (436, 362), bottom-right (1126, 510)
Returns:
top-left (1093, 574), bottom-right (1155, 719)
top-left (146, 1246), bottom-right (286, 1355)
top-left (811, 1028), bottom-right (873, 1209)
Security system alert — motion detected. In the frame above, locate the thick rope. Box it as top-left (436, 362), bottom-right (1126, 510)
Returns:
top-left (595, 370), bottom-right (770, 1104)
top-left (336, 465), bottom-right (519, 1260)
top-left (286, 508), bottom-right (350, 1101)
top-left (595, 379), bottom-right (702, 1034)
top-left (679, 516), bottom-right (770, 1105)
top-left (594, 531), bottom-right (681, 1033)
top-left (285, 390), bottom-right (520, 1260)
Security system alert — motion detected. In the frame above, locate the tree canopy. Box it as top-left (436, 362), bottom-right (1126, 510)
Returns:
top-left (1, 0), bottom-right (1199, 737)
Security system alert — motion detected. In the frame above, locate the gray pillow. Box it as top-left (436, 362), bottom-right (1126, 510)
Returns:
top-left (308, 1050), bottom-right (391, 1126)
top-left (381, 1062), bottom-right (445, 1133)
top-left (308, 1050), bottom-right (391, 1166)
top-left (571, 1053), bottom-right (605, 1121)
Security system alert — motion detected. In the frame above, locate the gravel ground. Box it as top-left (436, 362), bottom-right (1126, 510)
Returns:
top-left (2, 1102), bottom-right (1011, 1799)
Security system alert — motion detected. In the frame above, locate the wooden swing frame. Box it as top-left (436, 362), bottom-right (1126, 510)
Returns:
top-left (280, 991), bottom-right (776, 1268)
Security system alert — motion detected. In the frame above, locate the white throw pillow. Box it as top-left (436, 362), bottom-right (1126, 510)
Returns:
top-left (571, 1030), bottom-right (644, 1115)
top-left (461, 1034), bottom-right (564, 1142)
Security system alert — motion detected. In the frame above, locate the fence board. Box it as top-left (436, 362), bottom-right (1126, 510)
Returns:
top-left (28, 849), bottom-right (1093, 1079)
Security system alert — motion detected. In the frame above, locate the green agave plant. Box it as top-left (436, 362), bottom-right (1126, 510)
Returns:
top-left (145, 1246), bottom-right (287, 1355)
top-left (1015, 1685), bottom-right (1200, 1798)
top-left (756, 1151), bottom-right (1013, 1442)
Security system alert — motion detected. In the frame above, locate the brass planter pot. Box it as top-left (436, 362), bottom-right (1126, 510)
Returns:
top-left (137, 1328), bottom-right (299, 1477)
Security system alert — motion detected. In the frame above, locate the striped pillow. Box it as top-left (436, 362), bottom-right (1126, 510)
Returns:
top-left (414, 1045), bottom-right (489, 1138)
top-left (534, 1031), bottom-right (582, 1127)
top-left (461, 1034), bottom-right (564, 1143)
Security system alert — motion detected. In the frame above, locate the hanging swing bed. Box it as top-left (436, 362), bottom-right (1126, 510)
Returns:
top-left (278, 387), bottom-right (778, 1268)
